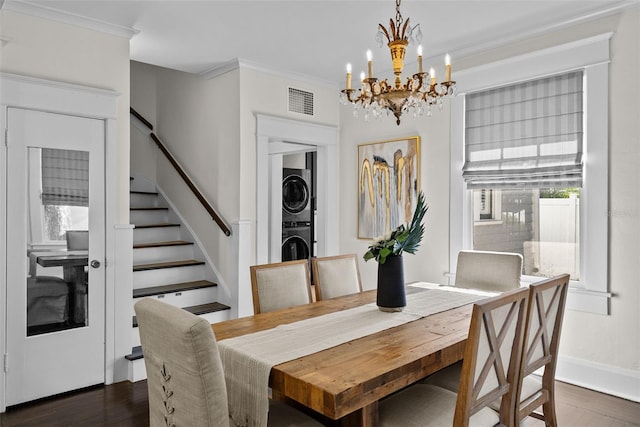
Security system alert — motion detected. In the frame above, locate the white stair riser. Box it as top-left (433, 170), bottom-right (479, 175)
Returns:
top-left (130, 209), bottom-right (168, 226)
top-left (133, 244), bottom-right (194, 264)
top-left (133, 226), bottom-right (180, 244)
top-left (129, 358), bottom-right (147, 383)
top-left (130, 193), bottom-right (158, 208)
top-left (133, 287), bottom-right (218, 313)
top-left (133, 264), bottom-right (205, 288)
top-left (131, 308), bottom-right (229, 349)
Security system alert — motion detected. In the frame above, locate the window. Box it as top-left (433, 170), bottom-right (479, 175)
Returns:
top-left (465, 71), bottom-right (583, 281)
top-left (450, 34), bottom-right (611, 314)
top-left (28, 148), bottom-right (89, 245)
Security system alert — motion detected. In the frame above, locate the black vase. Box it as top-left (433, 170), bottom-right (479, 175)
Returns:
top-left (376, 254), bottom-right (406, 312)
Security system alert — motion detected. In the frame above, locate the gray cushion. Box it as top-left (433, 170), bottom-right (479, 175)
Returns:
top-left (27, 276), bottom-right (69, 326)
top-left (379, 384), bottom-right (500, 427)
top-left (455, 250), bottom-right (523, 292)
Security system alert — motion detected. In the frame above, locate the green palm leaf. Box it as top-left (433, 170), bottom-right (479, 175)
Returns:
top-left (364, 191), bottom-right (428, 263)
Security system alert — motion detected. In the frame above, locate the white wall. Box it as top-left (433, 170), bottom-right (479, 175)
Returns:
top-left (0, 7), bottom-right (132, 398)
top-left (0, 10), bottom-right (131, 224)
top-left (338, 7), bottom-right (640, 398)
top-left (130, 61), bottom-right (158, 186)
top-left (238, 67), bottom-right (339, 224)
top-left (338, 107), bottom-right (452, 290)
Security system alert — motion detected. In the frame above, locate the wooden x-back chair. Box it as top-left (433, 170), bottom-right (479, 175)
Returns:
top-left (516, 274), bottom-right (570, 426)
top-left (379, 287), bottom-right (529, 427)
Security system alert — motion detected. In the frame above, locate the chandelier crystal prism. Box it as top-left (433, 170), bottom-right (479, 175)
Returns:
top-left (340, 0), bottom-right (456, 125)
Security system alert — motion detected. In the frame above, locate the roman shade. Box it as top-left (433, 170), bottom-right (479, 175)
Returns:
top-left (463, 70), bottom-right (584, 189)
top-left (41, 148), bottom-right (89, 206)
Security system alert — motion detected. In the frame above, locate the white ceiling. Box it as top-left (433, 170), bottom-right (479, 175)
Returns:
top-left (6, 0), bottom-right (637, 85)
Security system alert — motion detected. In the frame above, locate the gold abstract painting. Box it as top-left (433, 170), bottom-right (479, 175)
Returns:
top-left (358, 136), bottom-right (421, 239)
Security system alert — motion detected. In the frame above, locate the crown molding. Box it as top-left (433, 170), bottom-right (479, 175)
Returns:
top-left (200, 58), bottom-right (338, 90)
top-left (438, 0), bottom-right (638, 64)
top-left (3, 0), bottom-right (138, 39)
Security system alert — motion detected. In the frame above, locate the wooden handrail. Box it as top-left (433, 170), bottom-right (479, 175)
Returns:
top-left (130, 107), bottom-right (153, 130)
top-left (130, 107), bottom-right (231, 236)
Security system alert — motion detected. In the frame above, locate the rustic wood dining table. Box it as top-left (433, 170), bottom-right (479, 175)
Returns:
top-left (211, 284), bottom-right (482, 427)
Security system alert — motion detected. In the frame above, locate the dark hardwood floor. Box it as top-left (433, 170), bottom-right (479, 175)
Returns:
top-left (1, 380), bottom-right (638, 426)
top-left (0, 381), bottom-right (149, 427)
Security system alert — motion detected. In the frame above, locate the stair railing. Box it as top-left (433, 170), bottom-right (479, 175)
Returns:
top-left (130, 107), bottom-right (232, 237)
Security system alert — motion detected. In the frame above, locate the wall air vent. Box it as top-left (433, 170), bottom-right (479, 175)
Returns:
top-left (288, 87), bottom-right (314, 116)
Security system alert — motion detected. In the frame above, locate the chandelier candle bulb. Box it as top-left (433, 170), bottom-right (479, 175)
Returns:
top-left (445, 54), bottom-right (451, 82)
top-left (360, 71), bottom-right (366, 84)
top-left (366, 49), bottom-right (373, 78)
top-left (430, 67), bottom-right (436, 85)
top-left (346, 63), bottom-right (352, 89)
top-left (417, 45), bottom-right (423, 74)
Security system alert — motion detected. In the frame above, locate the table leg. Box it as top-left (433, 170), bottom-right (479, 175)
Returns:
top-left (338, 401), bottom-right (379, 427)
top-left (63, 266), bottom-right (87, 325)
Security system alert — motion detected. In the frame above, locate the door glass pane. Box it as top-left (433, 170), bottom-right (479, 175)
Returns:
top-left (472, 187), bottom-right (580, 281)
top-left (26, 148), bottom-right (90, 336)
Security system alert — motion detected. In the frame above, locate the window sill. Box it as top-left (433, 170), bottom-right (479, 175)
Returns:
top-left (473, 220), bottom-right (503, 226)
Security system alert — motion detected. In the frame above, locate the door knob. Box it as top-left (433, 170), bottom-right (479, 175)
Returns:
top-left (90, 260), bottom-right (101, 269)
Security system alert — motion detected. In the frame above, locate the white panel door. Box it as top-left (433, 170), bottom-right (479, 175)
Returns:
top-left (6, 108), bottom-right (106, 405)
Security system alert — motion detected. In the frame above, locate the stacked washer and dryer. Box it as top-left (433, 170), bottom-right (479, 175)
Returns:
top-left (281, 168), bottom-right (313, 262)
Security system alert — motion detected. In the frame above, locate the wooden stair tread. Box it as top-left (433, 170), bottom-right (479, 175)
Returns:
top-left (132, 302), bottom-right (230, 327)
top-left (134, 223), bottom-right (180, 229)
top-left (130, 207), bottom-right (168, 211)
top-left (133, 240), bottom-right (194, 249)
top-left (133, 259), bottom-right (204, 271)
top-left (130, 190), bottom-right (157, 195)
top-left (125, 346), bottom-right (143, 361)
top-left (133, 280), bottom-right (217, 298)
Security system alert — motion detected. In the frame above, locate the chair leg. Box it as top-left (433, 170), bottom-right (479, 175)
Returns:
top-left (541, 398), bottom-right (558, 427)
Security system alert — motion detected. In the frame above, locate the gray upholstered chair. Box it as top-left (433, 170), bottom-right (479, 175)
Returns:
top-left (66, 230), bottom-right (89, 251)
top-left (250, 259), bottom-right (313, 314)
top-left (26, 252), bottom-right (69, 328)
top-left (515, 274), bottom-right (569, 426)
top-left (455, 250), bottom-right (523, 292)
top-left (134, 298), bottom-right (322, 427)
top-left (378, 287), bottom-right (529, 427)
top-left (311, 254), bottom-right (362, 301)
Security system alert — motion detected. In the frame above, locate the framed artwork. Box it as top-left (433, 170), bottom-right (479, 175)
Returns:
top-left (357, 136), bottom-right (421, 239)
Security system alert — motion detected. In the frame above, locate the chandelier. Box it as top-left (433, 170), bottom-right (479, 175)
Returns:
top-left (340, 0), bottom-right (456, 125)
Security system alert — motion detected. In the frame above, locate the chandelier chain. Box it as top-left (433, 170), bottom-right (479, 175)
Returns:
top-left (395, 0), bottom-right (403, 31)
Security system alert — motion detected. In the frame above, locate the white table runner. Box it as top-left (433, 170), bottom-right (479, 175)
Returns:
top-left (218, 284), bottom-right (494, 427)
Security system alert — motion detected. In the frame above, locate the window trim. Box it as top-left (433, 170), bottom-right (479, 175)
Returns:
top-left (450, 33), bottom-right (612, 314)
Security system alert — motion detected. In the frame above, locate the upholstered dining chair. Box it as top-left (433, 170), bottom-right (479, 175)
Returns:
top-left (134, 298), bottom-right (322, 427)
top-left (250, 259), bottom-right (313, 314)
top-left (455, 250), bottom-right (523, 292)
top-left (311, 253), bottom-right (362, 301)
top-left (66, 230), bottom-right (89, 251)
top-left (515, 274), bottom-right (569, 426)
top-left (378, 287), bottom-right (529, 427)
top-left (26, 252), bottom-right (70, 327)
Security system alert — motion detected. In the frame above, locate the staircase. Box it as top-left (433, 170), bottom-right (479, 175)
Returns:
top-left (125, 188), bottom-right (230, 381)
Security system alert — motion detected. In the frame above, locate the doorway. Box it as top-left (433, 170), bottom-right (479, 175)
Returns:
top-left (256, 114), bottom-right (338, 265)
top-left (5, 108), bottom-right (106, 406)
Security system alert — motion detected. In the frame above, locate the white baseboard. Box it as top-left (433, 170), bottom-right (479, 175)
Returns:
top-left (556, 355), bottom-right (640, 402)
